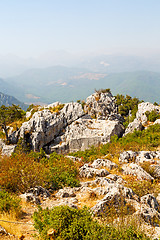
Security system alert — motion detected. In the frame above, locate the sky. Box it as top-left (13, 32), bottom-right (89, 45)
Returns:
top-left (0, 0), bottom-right (160, 57)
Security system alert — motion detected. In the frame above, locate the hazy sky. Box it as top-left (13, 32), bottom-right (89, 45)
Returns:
top-left (0, 0), bottom-right (160, 57)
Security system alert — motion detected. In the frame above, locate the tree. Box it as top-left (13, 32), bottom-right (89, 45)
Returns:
top-left (0, 105), bottom-right (25, 142)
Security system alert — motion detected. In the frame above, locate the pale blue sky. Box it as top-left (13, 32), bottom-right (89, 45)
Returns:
top-left (0, 0), bottom-right (160, 57)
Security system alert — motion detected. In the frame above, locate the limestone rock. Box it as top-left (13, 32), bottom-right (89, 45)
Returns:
top-left (19, 102), bottom-right (84, 151)
top-left (20, 192), bottom-right (40, 204)
top-left (20, 186), bottom-right (50, 204)
top-left (119, 151), bottom-right (138, 163)
top-left (55, 187), bottom-right (78, 198)
top-left (91, 184), bottom-right (137, 215)
top-left (119, 151), bottom-right (160, 164)
top-left (26, 186), bottom-right (50, 198)
top-left (84, 91), bottom-right (118, 120)
top-left (136, 204), bottom-right (160, 226)
top-left (50, 118), bottom-right (124, 153)
top-left (79, 164), bottom-right (109, 178)
top-left (124, 118), bottom-right (143, 136)
top-left (141, 194), bottom-right (159, 212)
top-left (136, 102), bottom-right (160, 124)
top-left (91, 158), bottom-right (118, 170)
top-left (2, 144), bottom-right (16, 156)
top-left (106, 174), bottom-right (125, 184)
top-left (122, 163), bottom-right (154, 180)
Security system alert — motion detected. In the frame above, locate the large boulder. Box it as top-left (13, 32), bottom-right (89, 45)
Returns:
top-left (124, 118), bottom-right (143, 136)
top-left (19, 102), bottom-right (84, 151)
top-left (50, 118), bottom-right (124, 153)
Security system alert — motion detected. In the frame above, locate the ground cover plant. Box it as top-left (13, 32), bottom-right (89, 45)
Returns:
top-left (33, 205), bottom-right (150, 240)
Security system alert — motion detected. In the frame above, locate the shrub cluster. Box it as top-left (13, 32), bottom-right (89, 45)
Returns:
top-left (33, 205), bottom-right (150, 240)
top-left (145, 110), bottom-right (160, 122)
top-left (0, 151), bottom-right (80, 193)
top-left (0, 190), bottom-right (21, 218)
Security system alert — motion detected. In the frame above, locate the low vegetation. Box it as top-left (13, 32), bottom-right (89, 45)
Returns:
top-left (145, 110), bottom-right (160, 122)
top-left (33, 205), bottom-right (149, 240)
top-left (0, 151), bottom-right (80, 193)
top-left (115, 94), bottom-right (141, 128)
top-left (0, 190), bottom-right (21, 218)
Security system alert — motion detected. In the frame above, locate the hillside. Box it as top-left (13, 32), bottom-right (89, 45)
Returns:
top-left (2, 68), bottom-right (160, 104)
top-left (0, 90), bottom-right (160, 239)
top-left (0, 92), bottom-right (28, 110)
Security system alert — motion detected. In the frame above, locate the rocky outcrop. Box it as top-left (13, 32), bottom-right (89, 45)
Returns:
top-left (123, 102), bottom-right (160, 136)
top-left (7, 91), bottom-right (125, 153)
top-left (136, 102), bottom-right (160, 124)
top-left (119, 150), bottom-right (160, 164)
top-left (50, 118), bottom-right (124, 153)
top-left (122, 163), bottom-right (154, 180)
top-left (19, 102), bottom-right (84, 151)
top-left (84, 91), bottom-right (118, 120)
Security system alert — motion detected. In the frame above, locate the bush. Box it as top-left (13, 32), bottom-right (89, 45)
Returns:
top-left (0, 190), bottom-right (21, 218)
top-left (145, 110), bottom-right (160, 122)
top-left (0, 152), bottom-right (49, 193)
top-left (33, 205), bottom-right (150, 240)
top-left (44, 152), bottom-right (80, 190)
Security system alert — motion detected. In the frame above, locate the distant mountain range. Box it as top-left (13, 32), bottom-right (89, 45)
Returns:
top-left (0, 66), bottom-right (160, 104)
top-left (0, 91), bottom-right (28, 110)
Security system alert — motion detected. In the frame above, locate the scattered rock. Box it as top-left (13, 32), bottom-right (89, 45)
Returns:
top-left (2, 144), bottom-right (16, 156)
top-left (141, 194), bottom-right (159, 211)
top-left (119, 151), bottom-right (138, 163)
top-left (55, 187), bottom-right (78, 198)
top-left (136, 204), bottom-right (160, 226)
top-left (91, 158), bottom-right (118, 170)
top-left (20, 186), bottom-right (50, 204)
top-left (122, 163), bottom-right (154, 180)
top-left (79, 164), bottom-right (109, 178)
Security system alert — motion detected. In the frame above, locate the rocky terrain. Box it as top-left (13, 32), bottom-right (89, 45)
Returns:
top-left (0, 89), bottom-right (160, 239)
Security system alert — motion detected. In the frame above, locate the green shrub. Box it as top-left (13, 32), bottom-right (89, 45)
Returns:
top-left (33, 205), bottom-right (150, 240)
top-left (0, 190), bottom-right (21, 218)
top-left (145, 110), bottom-right (160, 122)
top-left (44, 152), bottom-right (80, 190)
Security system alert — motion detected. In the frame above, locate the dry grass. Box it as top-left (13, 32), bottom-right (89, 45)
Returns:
top-left (0, 199), bottom-right (37, 240)
top-left (76, 191), bottom-right (104, 208)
